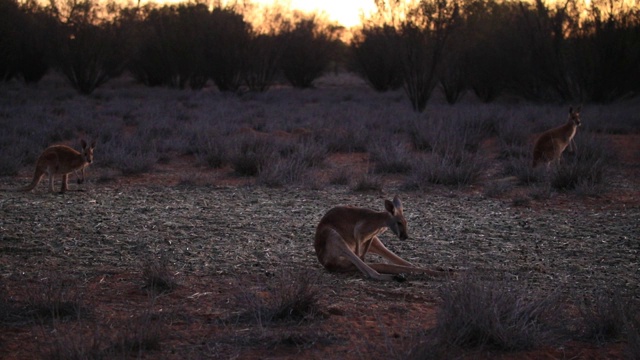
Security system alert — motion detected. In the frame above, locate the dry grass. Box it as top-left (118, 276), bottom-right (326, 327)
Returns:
top-left (142, 257), bottom-right (179, 295)
top-left (233, 270), bottom-right (324, 326)
top-left (0, 74), bottom-right (638, 359)
top-left (1, 73), bottom-right (636, 194)
top-left (24, 273), bottom-right (87, 323)
top-left (576, 290), bottom-right (637, 345)
top-left (424, 274), bottom-right (566, 353)
top-left (43, 306), bottom-right (165, 359)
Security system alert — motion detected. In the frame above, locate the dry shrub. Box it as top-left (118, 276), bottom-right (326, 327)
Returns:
top-left (257, 155), bottom-right (309, 187)
top-left (256, 138), bottom-right (327, 187)
top-left (44, 309), bottom-right (164, 359)
top-left (627, 318), bottom-right (640, 360)
top-left (111, 310), bottom-right (164, 355)
top-left (576, 290), bottom-right (636, 345)
top-left (234, 270), bottom-right (323, 326)
top-left (321, 127), bottom-right (370, 153)
top-left (369, 140), bottom-right (413, 174)
top-left (329, 167), bottom-right (352, 186)
top-left (26, 273), bottom-right (87, 322)
top-left (230, 134), bottom-right (278, 177)
top-left (352, 172), bottom-right (384, 192)
top-left (503, 157), bottom-right (546, 185)
top-left (482, 179), bottom-right (514, 198)
top-left (193, 133), bottom-right (230, 168)
top-left (550, 133), bottom-right (616, 192)
top-left (406, 152), bottom-right (487, 188)
top-left (411, 274), bottom-right (566, 356)
top-left (0, 274), bottom-right (86, 327)
top-left (0, 282), bottom-right (30, 326)
top-left (495, 118), bottom-right (531, 160)
top-left (43, 323), bottom-right (108, 360)
top-left (100, 136), bottom-right (159, 176)
top-left (142, 257), bottom-right (178, 294)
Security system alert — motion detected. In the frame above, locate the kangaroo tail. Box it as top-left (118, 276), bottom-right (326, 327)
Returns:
top-left (12, 170), bottom-right (44, 192)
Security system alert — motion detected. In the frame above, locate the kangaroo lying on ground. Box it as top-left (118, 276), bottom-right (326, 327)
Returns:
top-left (314, 195), bottom-right (448, 281)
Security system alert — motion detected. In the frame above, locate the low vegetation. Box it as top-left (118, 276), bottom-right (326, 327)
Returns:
top-left (1, 72), bottom-right (635, 201)
top-left (434, 277), bottom-right (565, 350)
top-left (234, 270), bottom-right (323, 326)
top-left (1, 11), bottom-right (637, 354)
top-left (142, 257), bottom-right (179, 294)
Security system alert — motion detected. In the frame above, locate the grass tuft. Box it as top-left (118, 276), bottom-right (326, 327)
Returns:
top-left (369, 141), bottom-right (413, 174)
top-left (235, 270), bottom-right (323, 326)
top-left (576, 291), bottom-right (634, 345)
top-left (193, 133), bottom-right (230, 168)
top-left (627, 316), bottom-right (640, 360)
top-left (351, 171), bottom-right (384, 192)
top-left (328, 167), bottom-right (352, 186)
top-left (44, 309), bottom-right (164, 359)
top-left (503, 157), bottom-right (545, 185)
top-left (113, 311), bottom-right (164, 355)
top-left (414, 274), bottom-right (566, 354)
top-left (142, 257), bottom-right (178, 294)
top-left (43, 324), bottom-right (107, 360)
top-left (257, 156), bottom-right (309, 187)
top-left (406, 152), bottom-right (487, 188)
top-left (26, 274), bottom-right (86, 322)
top-left (550, 134), bottom-right (616, 192)
top-left (230, 134), bottom-right (278, 177)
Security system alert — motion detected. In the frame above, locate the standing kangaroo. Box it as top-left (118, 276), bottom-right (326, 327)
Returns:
top-left (10, 140), bottom-right (95, 193)
top-left (532, 106), bottom-right (582, 168)
top-left (314, 195), bottom-right (447, 281)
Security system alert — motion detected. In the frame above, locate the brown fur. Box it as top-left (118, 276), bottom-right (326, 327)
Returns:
top-left (314, 195), bottom-right (447, 281)
top-left (532, 107), bottom-right (582, 168)
top-left (12, 140), bottom-right (95, 193)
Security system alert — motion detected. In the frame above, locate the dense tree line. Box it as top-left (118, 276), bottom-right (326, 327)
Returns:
top-left (1, 0), bottom-right (638, 108)
top-left (0, 0), bottom-right (342, 94)
top-left (352, 0), bottom-right (640, 109)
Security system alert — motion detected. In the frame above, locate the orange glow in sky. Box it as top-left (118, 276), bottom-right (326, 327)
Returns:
top-left (247, 0), bottom-right (377, 28)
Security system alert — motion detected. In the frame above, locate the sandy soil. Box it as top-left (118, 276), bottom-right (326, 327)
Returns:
top-left (0, 74), bottom-right (638, 358)
top-left (0, 131), bottom-right (638, 359)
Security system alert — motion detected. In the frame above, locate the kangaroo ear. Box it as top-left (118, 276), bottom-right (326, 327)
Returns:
top-left (569, 106), bottom-right (573, 113)
top-left (90, 140), bottom-right (96, 148)
top-left (384, 199), bottom-right (396, 215)
top-left (392, 195), bottom-right (403, 211)
top-left (81, 139), bottom-right (87, 149)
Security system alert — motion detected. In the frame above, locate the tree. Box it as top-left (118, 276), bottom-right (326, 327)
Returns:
top-left (279, 15), bottom-right (340, 88)
top-left (351, 25), bottom-right (403, 92)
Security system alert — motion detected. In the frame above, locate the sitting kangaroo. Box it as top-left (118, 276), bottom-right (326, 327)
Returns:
top-left (314, 195), bottom-right (447, 281)
top-left (9, 139), bottom-right (95, 193)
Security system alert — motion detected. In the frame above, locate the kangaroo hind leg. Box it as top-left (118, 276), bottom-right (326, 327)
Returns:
top-left (321, 230), bottom-right (394, 281)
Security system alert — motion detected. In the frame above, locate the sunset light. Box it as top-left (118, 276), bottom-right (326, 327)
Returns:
top-left (264, 0), bottom-right (377, 28)
top-left (152, 0), bottom-right (378, 28)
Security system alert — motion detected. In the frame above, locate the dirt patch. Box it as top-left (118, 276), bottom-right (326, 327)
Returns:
top-left (1, 165), bottom-right (638, 359)
top-left (1, 108), bottom-right (639, 358)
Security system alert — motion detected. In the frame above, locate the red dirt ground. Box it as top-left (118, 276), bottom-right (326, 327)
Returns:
top-left (1, 133), bottom-right (638, 359)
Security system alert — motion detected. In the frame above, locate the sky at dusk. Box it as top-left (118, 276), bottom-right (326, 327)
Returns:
top-left (153, 0), bottom-right (378, 27)
top-left (259, 0), bottom-right (377, 27)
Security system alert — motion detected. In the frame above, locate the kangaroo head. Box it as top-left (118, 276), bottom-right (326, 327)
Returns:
top-left (569, 106), bottom-right (581, 127)
top-left (81, 139), bottom-right (96, 164)
top-left (384, 195), bottom-right (408, 240)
